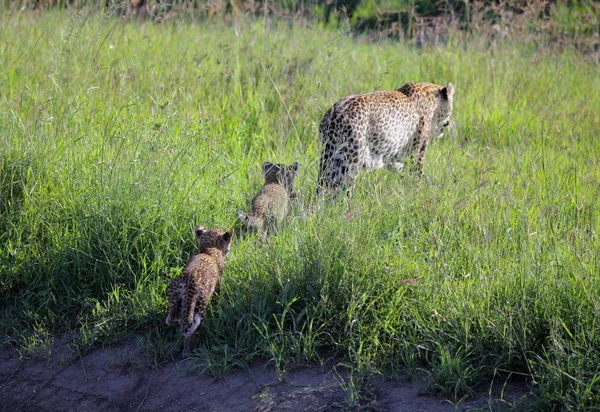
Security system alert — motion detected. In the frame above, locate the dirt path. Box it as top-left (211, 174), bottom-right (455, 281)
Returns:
top-left (0, 342), bottom-right (529, 411)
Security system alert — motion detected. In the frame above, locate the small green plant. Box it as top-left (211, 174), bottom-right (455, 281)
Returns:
top-left (15, 322), bottom-right (54, 361)
top-left (183, 343), bottom-right (250, 378)
top-left (335, 360), bottom-right (383, 409)
top-left (427, 346), bottom-right (477, 401)
top-left (136, 327), bottom-right (179, 368)
top-left (252, 386), bottom-right (276, 411)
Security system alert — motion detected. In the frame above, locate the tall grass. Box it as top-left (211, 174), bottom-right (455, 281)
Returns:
top-left (1, 9), bottom-right (599, 409)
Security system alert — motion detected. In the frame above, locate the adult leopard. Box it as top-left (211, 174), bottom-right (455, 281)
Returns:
top-left (318, 82), bottom-right (454, 193)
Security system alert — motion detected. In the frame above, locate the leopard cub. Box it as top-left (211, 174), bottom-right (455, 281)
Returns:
top-left (166, 226), bottom-right (234, 358)
top-left (238, 162), bottom-right (299, 239)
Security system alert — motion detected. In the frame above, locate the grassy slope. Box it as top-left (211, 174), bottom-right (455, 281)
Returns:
top-left (1, 10), bottom-right (599, 408)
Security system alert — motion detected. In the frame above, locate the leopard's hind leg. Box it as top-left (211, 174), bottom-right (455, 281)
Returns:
top-left (182, 312), bottom-right (202, 358)
top-left (318, 140), bottom-right (361, 195)
top-left (180, 289), bottom-right (203, 358)
top-left (165, 283), bottom-right (181, 326)
top-left (412, 116), bottom-right (432, 176)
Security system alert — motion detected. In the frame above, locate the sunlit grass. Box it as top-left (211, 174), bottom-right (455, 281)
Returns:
top-left (1, 9), bottom-right (599, 409)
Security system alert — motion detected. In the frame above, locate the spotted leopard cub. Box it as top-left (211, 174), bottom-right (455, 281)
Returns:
top-left (238, 162), bottom-right (299, 239)
top-left (318, 81), bottom-right (454, 192)
top-left (166, 226), bottom-right (234, 358)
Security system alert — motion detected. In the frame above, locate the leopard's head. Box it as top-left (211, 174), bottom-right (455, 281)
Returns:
top-left (194, 226), bottom-right (234, 255)
top-left (262, 162), bottom-right (299, 193)
top-left (433, 83), bottom-right (454, 138)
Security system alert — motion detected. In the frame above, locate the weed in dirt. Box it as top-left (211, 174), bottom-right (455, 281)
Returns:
top-left (136, 327), bottom-right (179, 368)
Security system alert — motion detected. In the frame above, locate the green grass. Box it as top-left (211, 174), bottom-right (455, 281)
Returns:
top-left (1, 9), bottom-right (599, 410)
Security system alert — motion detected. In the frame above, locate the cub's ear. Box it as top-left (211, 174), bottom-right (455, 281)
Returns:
top-left (195, 226), bottom-right (207, 237)
top-left (262, 162), bottom-right (274, 174)
top-left (290, 162), bottom-right (299, 172)
top-left (223, 229), bottom-right (234, 244)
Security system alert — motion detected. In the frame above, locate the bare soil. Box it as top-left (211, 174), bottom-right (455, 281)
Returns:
top-left (0, 340), bottom-right (530, 411)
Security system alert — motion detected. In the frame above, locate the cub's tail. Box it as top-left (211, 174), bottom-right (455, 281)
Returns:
top-left (238, 213), bottom-right (262, 231)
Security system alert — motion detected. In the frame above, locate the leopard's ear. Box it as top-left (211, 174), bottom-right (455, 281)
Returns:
top-left (441, 83), bottom-right (454, 100)
top-left (290, 162), bottom-right (299, 173)
top-left (222, 229), bottom-right (234, 244)
top-left (195, 226), bottom-right (207, 238)
top-left (262, 162), bottom-right (274, 174)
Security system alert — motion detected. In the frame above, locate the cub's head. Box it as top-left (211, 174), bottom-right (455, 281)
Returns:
top-left (194, 226), bottom-right (234, 255)
top-left (433, 83), bottom-right (454, 138)
top-left (262, 162), bottom-right (299, 192)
